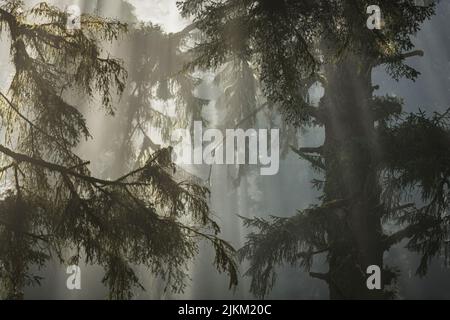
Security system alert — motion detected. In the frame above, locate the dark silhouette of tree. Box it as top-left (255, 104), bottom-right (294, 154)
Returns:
top-left (0, 1), bottom-right (237, 299)
top-left (179, 0), bottom-right (450, 299)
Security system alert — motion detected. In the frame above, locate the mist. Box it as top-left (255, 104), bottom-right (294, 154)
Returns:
top-left (0, 0), bottom-right (448, 300)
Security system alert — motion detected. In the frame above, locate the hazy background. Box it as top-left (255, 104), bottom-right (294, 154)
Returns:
top-left (5, 0), bottom-right (448, 299)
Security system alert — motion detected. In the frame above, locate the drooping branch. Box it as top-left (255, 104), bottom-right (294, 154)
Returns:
top-left (383, 225), bottom-right (418, 249)
top-left (0, 143), bottom-right (155, 187)
top-left (291, 146), bottom-right (325, 171)
top-left (0, 91), bottom-right (83, 162)
top-left (383, 218), bottom-right (438, 250)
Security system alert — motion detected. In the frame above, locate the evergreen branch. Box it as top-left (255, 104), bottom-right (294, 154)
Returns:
top-left (0, 219), bottom-right (50, 242)
top-left (383, 218), bottom-right (438, 250)
top-left (172, 22), bottom-right (198, 39)
top-left (378, 50), bottom-right (424, 65)
top-left (0, 91), bottom-right (81, 162)
top-left (0, 143), bottom-right (146, 187)
top-left (291, 145), bottom-right (325, 171)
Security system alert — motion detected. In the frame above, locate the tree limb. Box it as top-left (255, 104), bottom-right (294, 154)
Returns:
top-left (298, 146), bottom-right (323, 154)
top-left (383, 220), bottom-right (435, 250)
top-left (172, 23), bottom-right (198, 39)
top-left (309, 272), bottom-right (329, 282)
top-left (378, 50), bottom-right (424, 65)
top-left (0, 143), bottom-right (150, 187)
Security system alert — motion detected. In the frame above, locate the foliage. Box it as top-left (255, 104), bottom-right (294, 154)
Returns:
top-left (178, 0), bottom-right (435, 126)
top-left (104, 22), bottom-right (210, 176)
top-left (180, 0), bottom-right (450, 298)
top-left (0, 1), bottom-right (237, 299)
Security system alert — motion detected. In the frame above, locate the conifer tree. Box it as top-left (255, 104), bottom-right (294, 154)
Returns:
top-left (179, 0), bottom-right (450, 298)
top-left (0, 0), bottom-right (237, 299)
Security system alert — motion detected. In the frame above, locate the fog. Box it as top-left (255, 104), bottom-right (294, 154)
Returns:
top-left (1, 0), bottom-right (447, 299)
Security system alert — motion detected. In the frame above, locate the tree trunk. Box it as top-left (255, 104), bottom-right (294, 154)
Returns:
top-left (321, 55), bottom-right (384, 299)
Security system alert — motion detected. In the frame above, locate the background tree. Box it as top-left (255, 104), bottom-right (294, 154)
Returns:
top-left (0, 0), bottom-right (237, 299)
top-left (179, 0), bottom-right (450, 299)
top-left (205, 57), bottom-right (301, 186)
top-left (104, 22), bottom-right (209, 176)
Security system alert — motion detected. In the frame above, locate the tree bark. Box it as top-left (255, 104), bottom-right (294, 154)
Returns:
top-left (321, 55), bottom-right (384, 299)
